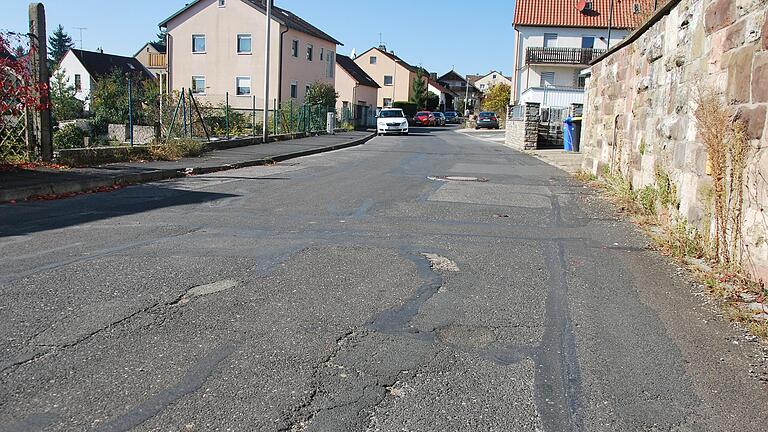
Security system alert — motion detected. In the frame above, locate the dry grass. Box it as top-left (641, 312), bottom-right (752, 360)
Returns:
top-left (148, 139), bottom-right (205, 161)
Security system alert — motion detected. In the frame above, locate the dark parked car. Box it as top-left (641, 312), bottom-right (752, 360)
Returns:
top-left (433, 112), bottom-right (446, 126)
top-left (475, 112), bottom-right (499, 129)
top-left (414, 111), bottom-right (436, 126)
top-left (444, 111), bottom-right (461, 124)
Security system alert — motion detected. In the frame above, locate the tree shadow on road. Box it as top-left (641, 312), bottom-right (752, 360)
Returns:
top-left (0, 184), bottom-right (236, 237)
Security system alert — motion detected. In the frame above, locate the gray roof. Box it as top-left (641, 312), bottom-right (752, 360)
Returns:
top-left (336, 54), bottom-right (379, 88)
top-left (159, 0), bottom-right (342, 46)
top-left (71, 49), bottom-right (155, 81)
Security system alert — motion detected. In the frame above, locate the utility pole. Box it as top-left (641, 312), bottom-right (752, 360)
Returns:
top-left (73, 27), bottom-right (87, 49)
top-left (29, 3), bottom-right (52, 161)
top-left (262, 0), bottom-right (272, 142)
top-left (464, 75), bottom-right (470, 117)
top-left (607, 0), bottom-right (615, 49)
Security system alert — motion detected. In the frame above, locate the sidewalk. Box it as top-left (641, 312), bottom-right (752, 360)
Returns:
top-left (456, 129), bottom-right (584, 173)
top-left (0, 131), bottom-right (374, 203)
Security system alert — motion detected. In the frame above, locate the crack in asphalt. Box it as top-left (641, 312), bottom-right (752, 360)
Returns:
top-left (532, 240), bottom-right (585, 432)
top-left (93, 343), bottom-right (237, 432)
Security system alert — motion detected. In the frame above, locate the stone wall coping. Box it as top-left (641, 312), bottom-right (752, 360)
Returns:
top-left (590, 0), bottom-right (683, 66)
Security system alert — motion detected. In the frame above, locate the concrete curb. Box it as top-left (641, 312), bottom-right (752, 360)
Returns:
top-left (1, 132), bottom-right (375, 203)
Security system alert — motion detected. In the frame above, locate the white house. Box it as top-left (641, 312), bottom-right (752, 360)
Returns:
top-left (511, 0), bottom-right (650, 108)
top-left (470, 71), bottom-right (512, 93)
top-left (427, 79), bottom-right (456, 112)
top-left (58, 48), bottom-right (154, 110)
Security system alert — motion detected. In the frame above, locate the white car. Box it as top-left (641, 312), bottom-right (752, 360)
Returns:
top-left (376, 108), bottom-right (409, 136)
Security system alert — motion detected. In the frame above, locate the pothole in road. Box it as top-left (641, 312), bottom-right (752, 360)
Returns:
top-left (173, 279), bottom-right (239, 306)
top-left (427, 175), bottom-right (488, 182)
top-left (436, 324), bottom-right (497, 349)
top-left (421, 253), bottom-right (460, 272)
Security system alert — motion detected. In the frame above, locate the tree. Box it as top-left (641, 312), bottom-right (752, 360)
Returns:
top-left (305, 81), bottom-right (338, 107)
top-left (91, 69), bottom-right (159, 132)
top-left (13, 44), bottom-right (25, 58)
top-left (50, 68), bottom-right (84, 121)
top-left (426, 93), bottom-right (439, 112)
top-left (156, 29), bottom-right (168, 48)
top-left (48, 24), bottom-right (74, 66)
top-left (482, 83), bottom-right (511, 117)
top-left (410, 70), bottom-right (428, 110)
top-left (456, 99), bottom-right (466, 115)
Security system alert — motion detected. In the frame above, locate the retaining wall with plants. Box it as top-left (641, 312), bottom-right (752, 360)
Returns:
top-left (580, 0), bottom-right (768, 280)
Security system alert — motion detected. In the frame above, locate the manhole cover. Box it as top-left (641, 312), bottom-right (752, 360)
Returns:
top-left (427, 176), bottom-right (488, 182)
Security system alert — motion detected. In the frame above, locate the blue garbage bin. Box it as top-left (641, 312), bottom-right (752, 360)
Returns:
top-left (563, 117), bottom-right (575, 152)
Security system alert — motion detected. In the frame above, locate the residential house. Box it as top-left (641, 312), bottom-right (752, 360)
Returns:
top-left (159, 0), bottom-right (342, 109)
top-left (511, 0), bottom-right (648, 107)
top-left (335, 54), bottom-right (379, 127)
top-left (58, 48), bottom-right (154, 110)
top-left (470, 71), bottom-right (513, 93)
top-left (354, 46), bottom-right (419, 109)
top-left (134, 42), bottom-right (168, 92)
top-left (427, 79), bottom-right (456, 113)
top-left (437, 70), bottom-right (481, 114)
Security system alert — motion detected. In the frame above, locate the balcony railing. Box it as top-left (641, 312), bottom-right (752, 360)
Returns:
top-left (525, 47), bottom-right (606, 65)
top-left (148, 53), bottom-right (167, 68)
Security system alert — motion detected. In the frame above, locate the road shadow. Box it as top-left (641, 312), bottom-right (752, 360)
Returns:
top-left (0, 184), bottom-right (236, 237)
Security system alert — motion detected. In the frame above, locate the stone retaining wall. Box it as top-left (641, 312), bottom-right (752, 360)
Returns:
top-left (581, 0), bottom-right (768, 279)
top-left (107, 124), bottom-right (159, 145)
top-left (504, 103), bottom-right (540, 150)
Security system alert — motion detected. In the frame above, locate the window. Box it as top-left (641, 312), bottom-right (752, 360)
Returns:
top-left (383, 75), bottom-right (393, 86)
top-left (306, 84), bottom-right (311, 96)
top-left (577, 75), bottom-right (587, 88)
top-left (237, 34), bottom-right (252, 54)
top-left (320, 48), bottom-right (324, 61)
top-left (479, 83), bottom-right (486, 90)
top-left (290, 81), bottom-right (298, 98)
top-left (492, 74), bottom-right (497, 79)
top-left (582, 36), bottom-right (596, 49)
top-left (540, 71), bottom-right (555, 87)
top-left (291, 40), bottom-right (299, 57)
top-left (383, 98), bottom-right (393, 107)
top-left (543, 33), bottom-right (558, 48)
top-left (218, 0), bottom-right (225, 6)
top-left (306, 44), bottom-right (313, 61)
top-left (236, 76), bottom-right (251, 96)
top-left (192, 34), bottom-right (206, 53)
top-left (192, 76), bottom-right (206, 94)
top-left (370, 56), bottom-right (377, 64)
top-left (74, 74), bottom-right (81, 91)
top-left (326, 51), bottom-right (335, 78)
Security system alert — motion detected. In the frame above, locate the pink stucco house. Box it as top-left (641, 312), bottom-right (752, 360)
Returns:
top-left (159, 0), bottom-right (342, 109)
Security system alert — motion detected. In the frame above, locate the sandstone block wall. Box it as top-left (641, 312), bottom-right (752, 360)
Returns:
top-left (581, 0), bottom-right (768, 280)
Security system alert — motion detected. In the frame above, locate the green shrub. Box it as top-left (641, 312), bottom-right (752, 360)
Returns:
top-left (54, 124), bottom-right (87, 149)
top-left (393, 101), bottom-right (418, 117)
top-left (639, 185), bottom-right (657, 215)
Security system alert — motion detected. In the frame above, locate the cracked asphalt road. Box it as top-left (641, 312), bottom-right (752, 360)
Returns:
top-left (1, 127), bottom-right (768, 431)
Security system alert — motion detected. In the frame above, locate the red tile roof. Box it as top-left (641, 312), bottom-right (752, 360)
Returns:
top-left (513, 0), bottom-right (654, 29)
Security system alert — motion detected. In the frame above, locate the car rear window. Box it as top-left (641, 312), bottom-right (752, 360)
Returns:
top-left (416, 112), bottom-right (430, 116)
top-left (479, 112), bottom-right (495, 118)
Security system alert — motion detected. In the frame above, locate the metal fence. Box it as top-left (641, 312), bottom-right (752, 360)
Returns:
top-left (339, 103), bottom-right (374, 129)
top-left (164, 90), bottom-right (334, 140)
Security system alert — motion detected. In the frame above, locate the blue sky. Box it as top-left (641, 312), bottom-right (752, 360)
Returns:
top-left (1, 0), bottom-right (516, 77)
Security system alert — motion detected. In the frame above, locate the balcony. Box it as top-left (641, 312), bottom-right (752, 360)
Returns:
top-left (148, 53), bottom-right (167, 68)
top-left (525, 47), bottom-right (606, 65)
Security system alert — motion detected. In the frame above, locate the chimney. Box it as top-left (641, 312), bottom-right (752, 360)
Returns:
top-left (378, 44), bottom-right (387, 51)
top-left (430, 72), bottom-right (437, 81)
top-left (98, 47), bottom-right (104, 53)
